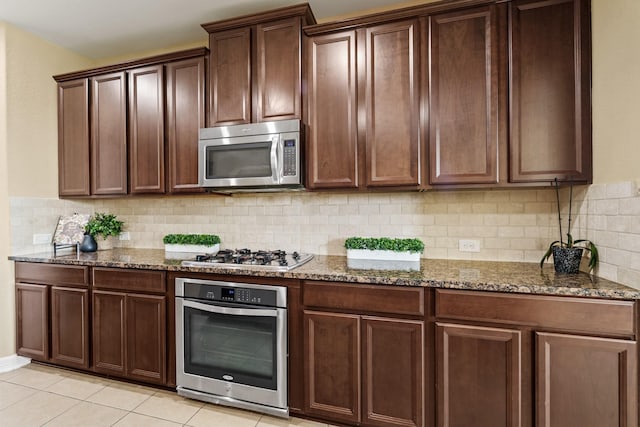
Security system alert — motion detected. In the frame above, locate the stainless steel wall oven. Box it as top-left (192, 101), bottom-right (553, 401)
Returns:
top-left (175, 278), bottom-right (288, 417)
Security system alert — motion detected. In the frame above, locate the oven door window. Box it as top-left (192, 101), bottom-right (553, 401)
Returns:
top-left (184, 307), bottom-right (277, 390)
top-left (206, 142), bottom-right (273, 179)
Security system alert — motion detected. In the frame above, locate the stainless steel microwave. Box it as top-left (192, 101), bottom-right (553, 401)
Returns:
top-left (198, 119), bottom-right (303, 191)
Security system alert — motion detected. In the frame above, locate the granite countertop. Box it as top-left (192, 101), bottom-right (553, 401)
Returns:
top-left (9, 248), bottom-right (640, 300)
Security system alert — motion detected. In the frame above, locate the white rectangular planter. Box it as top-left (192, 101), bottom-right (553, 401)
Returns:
top-left (346, 249), bottom-right (421, 262)
top-left (346, 249), bottom-right (422, 271)
top-left (165, 243), bottom-right (219, 259)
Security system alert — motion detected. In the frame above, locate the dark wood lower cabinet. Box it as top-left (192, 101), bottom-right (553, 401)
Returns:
top-left (126, 294), bottom-right (166, 384)
top-left (304, 309), bottom-right (425, 427)
top-left (536, 332), bottom-right (637, 427)
top-left (15, 283), bottom-right (49, 361)
top-left (304, 311), bottom-right (361, 425)
top-left (362, 317), bottom-right (424, 427)
top-left (92, 290), bottom-right (166, 384)
top-left (93, 291), bottom-right (126, 376)
top-left (51, 286), bottom-right (89, 369)
top-left (436, 322), bottom-right (523, 427)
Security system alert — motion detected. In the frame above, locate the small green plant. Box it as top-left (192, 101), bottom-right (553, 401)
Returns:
top-left (345, 237), bottom-right (425, 253)
top-left (163, 234), bottom-right (221, 246)
top-left (85, 213), bottom-right (124, 240)
top-left (540, 178), bottom-right (599, 272)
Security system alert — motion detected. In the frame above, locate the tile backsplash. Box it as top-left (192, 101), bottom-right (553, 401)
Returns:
top-left (10, 181), bottom-right (640, 289)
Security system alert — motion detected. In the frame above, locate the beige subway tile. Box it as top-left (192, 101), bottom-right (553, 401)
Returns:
top-left (619, 197), bottom-right (640, 215)
top-left (510, 190), bottom-right (538, 202)
top-left (447, 203), bottom-right (472, 214)
top-left (484, 214), bottom-right (509, 226)
top-left (498, 227), bottom-right (525, 238)
top-left (497, 202), bottom-right (525, 214)
top-left (338, 204), bottom-right (359, 215)
top-left (524, 202), bottom-right (552, 213)
top-left (472, 226), bottom-right (498, 238)
top-left (484, 237), bottom-right (511, 249)
top-left (594, 199), bottom-right (619, 215)
top-left (497, 249), bottom-right (524, 262)
top-left (471, 203), bottom-right (498, 214)
top-left (483, 191), bottom-right (511, 202)
top-left (459, 214), bottom-right (484, 226)
top-left (435, 214), bottom-right (459, 226)
top-left (509, 214), bottom-right (537, 226)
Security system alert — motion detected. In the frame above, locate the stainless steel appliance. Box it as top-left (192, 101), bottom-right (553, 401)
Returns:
top-left (181, 249), bottom-right (313, 272)
top-left (198, 119), bottom-right (303, 191)
top-left (175, 278), bottom-right (288, 417)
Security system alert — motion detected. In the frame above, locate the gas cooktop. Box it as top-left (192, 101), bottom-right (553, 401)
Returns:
top-left (180, 249), bottom-right (313, 272)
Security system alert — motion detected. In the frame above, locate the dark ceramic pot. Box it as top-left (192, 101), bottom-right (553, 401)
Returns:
top-left (552, 246), bottom-right (583, 274)
top-left (79, 234), bottom-right (97, 252)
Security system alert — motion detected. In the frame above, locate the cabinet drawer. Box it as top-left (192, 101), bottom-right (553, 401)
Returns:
top-left (15, 262), bottom-right (88, 287)
top-left (303, 281), bottom-right (424, 317)
top-left (435, 289), bottom-right (635, 337)
top-left (93, 268), bottom-right (166, 293)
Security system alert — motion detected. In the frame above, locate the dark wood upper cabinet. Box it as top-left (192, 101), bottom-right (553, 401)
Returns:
top-left (166, 56), bottom-right (206, 193)
top-left (255, 18), bottom-right (301, 122)
top-left (208, 28), bottom-right (252, 126)
top-left (202, 4), bottom-right (314, 126)
top-left (428, 5), bottom-right (501, 185)
top-left (91, 72), bottom-right (127, 195)
top-left (306, 30), bottom-right (359, 189)
top-left (509, 0), bottom-right (591, 183)
top-left (128, 65), bottom-right (165, 194)
top-left (57, 78), bottom-right (90, 197)
top-left (305, 19), bottom-right (421, 191)
top-left (536, 332), bottom-right (637, 427)
top-left (364, 19), bottom-right (421, 188)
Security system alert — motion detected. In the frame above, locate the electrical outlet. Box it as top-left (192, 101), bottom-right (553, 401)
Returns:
top-left (33, 233), bottom-right (52, 245)
top-left (119, 232), bottom-right (131, 241)
top-left (459, 239), bottom-right (480, 252)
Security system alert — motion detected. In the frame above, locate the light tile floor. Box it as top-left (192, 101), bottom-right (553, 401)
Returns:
top-left (0, 364), bottom-right (334, 427)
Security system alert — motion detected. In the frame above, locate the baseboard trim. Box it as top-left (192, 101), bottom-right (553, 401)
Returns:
top-left (0, 354), bottom-right (31, 373)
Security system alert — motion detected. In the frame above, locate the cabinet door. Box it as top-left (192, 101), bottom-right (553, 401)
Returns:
top-left (15, 283), bottom-right (48, 361)
top-left (364, 20), bottom-right (420, 188)
top-left (436, 322), bottom-right (522, 427)
top-left (362, 317), bottom-right (424, 427)
top-left (93, 290), bottom-right (126, 376)
top-left (509, 0), bottom-right (591, 182)
top-left (255, 17), bottom-right (301, 122)
top-left (208, 28), bottom-right (251, 126)
top-left (306, 31), bottom-right (359, 189)
top-left (428, 6), bottom-right (500, 185)
top-left (51, 286), bottom-right (89, 369)
top-left (536, 332), bottom-right (637, 427)
top-left (58, 79), bottom-right (90, 196)
top-left (126, 294), bottom-right (166, 385)
top-left (128, 65), bottom-right (165, 194)
top-left (91, 72), bottom-right (127, 195)
top-left (166, 56), bottom-right (206, 193)
top-left (304, 310), bottom-right (361, 425)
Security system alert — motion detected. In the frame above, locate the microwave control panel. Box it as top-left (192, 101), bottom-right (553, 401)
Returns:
top-left (283, 139), bottom-right (297, 176)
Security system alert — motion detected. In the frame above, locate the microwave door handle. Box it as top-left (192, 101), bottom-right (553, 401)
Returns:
top-left (184, 299), bottom-right (278, 318)
top-left (271, 136), bottom-right (280, 184)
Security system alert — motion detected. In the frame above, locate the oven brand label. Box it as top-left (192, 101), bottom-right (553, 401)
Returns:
top-left (222, 374), bottom-right (234, 381)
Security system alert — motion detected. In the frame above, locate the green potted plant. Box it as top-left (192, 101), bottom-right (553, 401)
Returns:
top-left (345, 237), bottom-right (424, 262)
top-left (540, 178), bottom-right (599, 274)
top-left (163, 234), bottom-right (221, 255)
top-left (85, 212), bottom-right (124, 251)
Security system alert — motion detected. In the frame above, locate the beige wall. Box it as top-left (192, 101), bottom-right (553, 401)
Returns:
top-left (5, 23), bottom-right (93, 198)
top-left (591, 0), bottom-right (640, 184)
top-left (0, 23), bottom-right (14, 358)
top-left (0, 22), bottom-right (93, 357)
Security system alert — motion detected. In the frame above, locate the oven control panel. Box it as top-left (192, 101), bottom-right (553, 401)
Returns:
top-left (183, 281), bottom-right (279, 307)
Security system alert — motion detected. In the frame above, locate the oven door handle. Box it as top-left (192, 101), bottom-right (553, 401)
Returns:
top-left (183, 299), bottom-right (279, 317)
